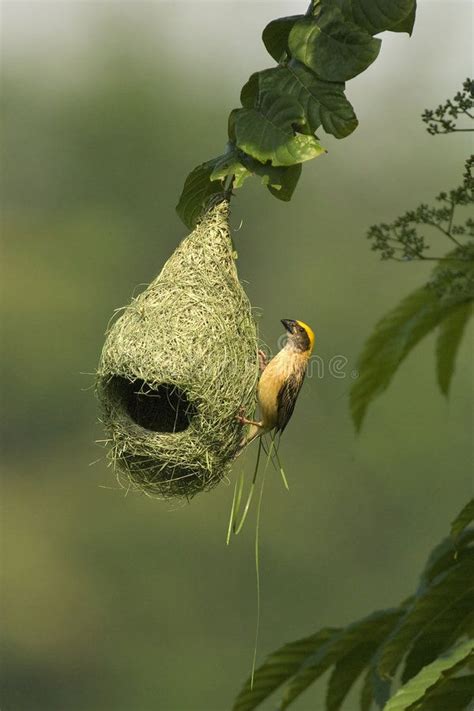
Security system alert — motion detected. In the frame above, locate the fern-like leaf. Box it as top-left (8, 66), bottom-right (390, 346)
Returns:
top-left (278, 610), bottom-right (402, 709)
top-left (232, 628), bottom-right (338, 711)
top-left (382, 639), bottom-right (474, 711)
top-left (436, 301), bottom-right (472, 396)
top-left (378, 557), bottom-right (474, 680)
top-left (350, 286), bottom-right (470, 431)
top-left (451, 498), bottom-right (474, 540)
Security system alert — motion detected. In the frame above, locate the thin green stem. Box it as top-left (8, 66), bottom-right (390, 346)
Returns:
top-left (234, 439), bottom-right (263, 535)
top-left (272, 442), bottom-right (289, 491)
top-left (227, 470), bottom-right (245, 545)
top-left (250, 436), bottom-right (274, 689)
top-left (429, 217), bottom-right (463, 248)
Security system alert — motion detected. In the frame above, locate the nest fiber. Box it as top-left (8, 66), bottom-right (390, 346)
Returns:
top-left (97, 200), bottom-right (258, 499)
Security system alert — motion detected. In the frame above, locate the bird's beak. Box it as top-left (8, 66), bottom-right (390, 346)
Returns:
top-left (281, 319), bottom-right (296, 333)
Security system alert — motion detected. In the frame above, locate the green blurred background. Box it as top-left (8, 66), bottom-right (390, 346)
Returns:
top-left (1, 2), bottom-right (472, 710)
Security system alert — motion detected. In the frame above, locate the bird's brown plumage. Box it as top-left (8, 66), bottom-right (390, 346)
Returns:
top-left (276, 368), bottom-right (306, 432)
top-left (238, 319), bottom-right (314, 449)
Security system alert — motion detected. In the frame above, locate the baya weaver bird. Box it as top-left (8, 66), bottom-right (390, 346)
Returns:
top-left (238, 319), bottom-right (315, 449)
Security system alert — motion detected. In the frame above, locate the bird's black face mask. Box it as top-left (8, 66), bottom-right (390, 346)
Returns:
top-left (281, 319), bottom-right (311, 352)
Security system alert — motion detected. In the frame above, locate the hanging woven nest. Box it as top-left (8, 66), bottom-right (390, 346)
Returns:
top-left (97, 200), bottom-right (259, 499)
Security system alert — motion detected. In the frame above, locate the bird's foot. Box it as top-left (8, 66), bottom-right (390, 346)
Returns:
top-left (258, 349), bottom-right (268, 373)
top-left (236, 406), bottom-right (263, 428)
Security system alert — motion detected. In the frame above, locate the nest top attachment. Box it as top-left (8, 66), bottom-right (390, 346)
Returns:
top-left (97, 200), bottom-right (259, 499)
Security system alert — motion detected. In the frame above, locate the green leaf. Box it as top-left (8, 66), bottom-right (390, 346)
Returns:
top-left (241, 156), bottom-right (302, 200)
top-left (240, 72), bottom-right (259, 110)
top-left (382, 639), bottom-right (474, 711)
top-left (326, 642), bottom-right (380, 711)
top-left (359, 664), bottom-right (393, 711)
top-left (208, 143), bottom-right (303, 201)
top-left (279, 610), bottom-right (402, 709)
top-left (289, 11), bottom-right (381, 82)
top-left (451, 499), bottom-right (474, 540)
top-left (350, 285), bottom-right (470, 431)
top-left (176, 159), bottom-right (225, 229)
top-left (436, 302), bottom-right (472, 396)
top-left (391, 4), bottom-right (416, 36)
top-left (360, 668), bottom-right (374, 711)
top-left (420, 530), bottom-right (474, 588)
top-left (210, 146), bottom-right (251, 189)
top-left (262, 15), bottom-right (303, 62)
top-left (228, 108), bottom-right (239, 141)
top-left (177, 145), bottom-right (302, 221)
top-left (286, 61), bottom-right (358, 138)
top-left (415, 674), bottom-right (474, 711)
top-left (265, 163), bottom-right (303, 201)
top-left (234, 92), bottom-right (326, 166)
top-left (241, 63), bottom-right (358, 138)
top-left (232, 628), bottom-right (339, 711)
top-left (331, 0), bottom-right (417, 36)
top-left (401, 582), bottom-right (474, 682)
top-left (378, 557), bottom-right (474, 680)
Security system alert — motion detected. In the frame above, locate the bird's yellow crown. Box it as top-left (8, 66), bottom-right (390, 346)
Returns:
top-left (296, 320), bottom-right (315, 352)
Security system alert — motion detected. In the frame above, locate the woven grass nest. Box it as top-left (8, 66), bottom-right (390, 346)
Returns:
top-left (97, 200), bottom-right (259, 499)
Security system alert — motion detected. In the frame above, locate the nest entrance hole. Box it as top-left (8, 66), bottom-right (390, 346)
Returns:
top-left (109, 376), bottom-right (196, 433)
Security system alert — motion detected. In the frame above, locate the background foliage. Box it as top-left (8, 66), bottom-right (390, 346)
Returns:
top-left (1, 2), bottom-right (472, 710)
top-left (234, 504), bottom-right (474, 710)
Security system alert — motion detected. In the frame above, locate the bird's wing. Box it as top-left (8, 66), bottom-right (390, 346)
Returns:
top-left (276, 370), bottom-right (305, 433)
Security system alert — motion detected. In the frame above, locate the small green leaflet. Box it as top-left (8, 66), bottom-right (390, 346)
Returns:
top-left (176, 147), bottom-right (302, 226)
top-left (451, 498), bottom-right (474, 540)
top-left (210, 143), bottom-right (304, 202)
top-left (176, 159), bottom-right (226, 229)
top-left (265, 163), bottom-right (303, 201)
top-left (413, 674), bottom-right (474, 711)
top-left (377, 557), bottom-right (474, 680)
top-left (210, 148), bottom-right (251, 189)
top-left (262, 15), bottom-right (303, 62)
top-left (232, 628), bottom-right (339, 711)
top-left (419, 530), bottom-right (474, 589)
top-left (325, 642), bottom-right (381, 711)
top-left (436, 302), bottom-right (472, 396)
top-left (350, 284), bottom-right (472, 432)
top-left (359, 664), bottom-right (393, 711)
top-left (382, 639), bottom-right (474, 711)
top-left (278, 610), bottom-right (402, 709)
top-left (400, 579), bottom-right (474, 682)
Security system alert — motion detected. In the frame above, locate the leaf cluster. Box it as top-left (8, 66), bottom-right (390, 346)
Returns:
top-left (233, 501), bottom-right (474, 711)
top-left (367, 156), bottom-right (473, 262)
top-left (177, 0), bottom-right (417, 227)
top-left (422, 78), bottom-right (474, 135)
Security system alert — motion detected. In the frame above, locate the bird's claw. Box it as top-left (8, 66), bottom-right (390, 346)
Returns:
top-left (258, 349), bottom-right (268, 373)
top-left (236, 407), bottom-right (263, 428)
top-left (236, 406), bottom-right (247, 425)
